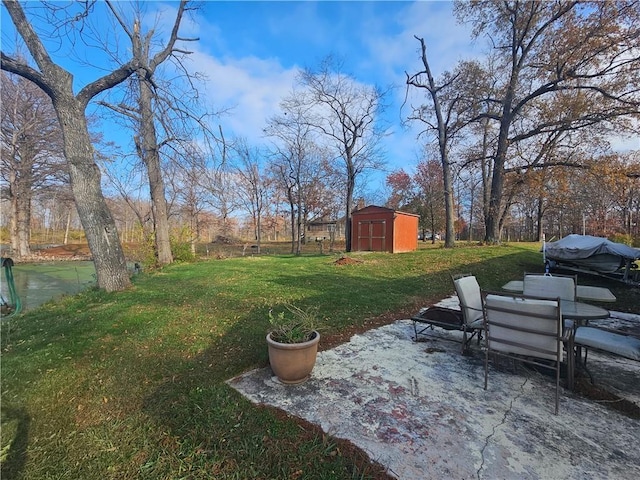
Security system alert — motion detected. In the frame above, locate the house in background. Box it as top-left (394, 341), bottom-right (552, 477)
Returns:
top-left (351, 205), bottom-right (419, 253)
top-left (306, 219), bottom-right (345, 242)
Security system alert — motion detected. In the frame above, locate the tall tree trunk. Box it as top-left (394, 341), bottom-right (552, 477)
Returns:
top-left (409, 37), bottom-right (457, 248)
top-left (7, 138), bottom-right (31, 257)
top-left (1, 0), bottom-right (137, 291)
top-left (10, 187), bottom-right (18, 254)
top-left (288, 194), bottom-right (296, 254)
top-left (536, 195), bottom-right (544, 242)
top-left (255, 204), bottom-right (262, 253)
top-left (138, 78), bottom-right (173, 266)
top-left (56, 98), bottom-right (131, 291)
top-left (442, 152), bottom-right (455, 248)
top-left (296, 207), bottom-right (302, 255)
top-left (11, 179), bottom-right (31, 257)
top-left (2, 0), bottom-right (192, 290)
top-left (345, 159), bottom-right (355, 252)
top-left (296, 187), bottom-right (303, 255)
top-left (63, 207), bottom-right (71, 244)
top-left (468, 179), bottom-right (476, 242)
top-left (14, 186), bottom-right (31, 257)
top-left (484, 103), bottom-right (513, 244)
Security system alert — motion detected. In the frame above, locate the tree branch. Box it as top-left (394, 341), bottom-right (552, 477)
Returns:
top-left (1, 52), bottom-right (53, 97)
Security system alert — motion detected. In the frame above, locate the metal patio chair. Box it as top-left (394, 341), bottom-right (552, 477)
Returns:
top-left (482, 291), bottom-right (569, 415)
top-left (411, 273), bottom-right (484, 354)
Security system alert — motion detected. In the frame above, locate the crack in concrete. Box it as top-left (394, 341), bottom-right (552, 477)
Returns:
top-left (409, 376), bottom-right (418, 397)
top-left (477, 375), bottom-right (530, 479)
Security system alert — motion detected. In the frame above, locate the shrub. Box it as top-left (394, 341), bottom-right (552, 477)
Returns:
top-left (170, 238), bottom-right (196, 263)
top-left (610, 233), bottom-right (633, 246)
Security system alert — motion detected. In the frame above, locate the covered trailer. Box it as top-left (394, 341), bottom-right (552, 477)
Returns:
top-left (544, 234), bottom-right (640, 284)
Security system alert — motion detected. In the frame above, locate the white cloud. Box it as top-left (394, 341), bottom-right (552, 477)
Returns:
top-left (356, 1), bottom-right (478, 85)
top-left (146, 2), bottom-right (485, 182)
top-left (185, 50), bottom-right (298, 144)
top-left (174, 1), bottom-right (480, 162)
top-left (393, 1), bottom-right (481, 71)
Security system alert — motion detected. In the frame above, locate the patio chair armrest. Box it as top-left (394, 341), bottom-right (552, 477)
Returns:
top-left (561, 325), bottom-right (574, 343)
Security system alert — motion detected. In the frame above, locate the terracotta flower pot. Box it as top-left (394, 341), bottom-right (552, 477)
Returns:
top-left (266, 331), bottom-right (320, 384)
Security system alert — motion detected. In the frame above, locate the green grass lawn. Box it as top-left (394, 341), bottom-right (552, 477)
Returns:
top-left (2, 243), bottom-right (638, 479)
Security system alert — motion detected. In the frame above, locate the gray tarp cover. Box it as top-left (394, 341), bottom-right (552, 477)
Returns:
top-left (545, 234), bottom-right (640, 261)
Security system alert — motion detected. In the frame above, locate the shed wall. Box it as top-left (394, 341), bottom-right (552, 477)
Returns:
top-left (393, 213), bottom-right (419, 253)
top-left (351, 206), bottom-right (419, 253)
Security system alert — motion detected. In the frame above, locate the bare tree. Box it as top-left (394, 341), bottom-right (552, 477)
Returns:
top-left (166, 158), bottom-right (208, 255)
top-left (101, 158), bottom-right (153, 240)
top-left (1, 1), bottom-right (192, 289)
top-left (233, 141), bottom-right (272, 252)
top-left (193, 127), bottom-right (240, 239)
top-left (1, 71), bottom-right (65, 257)
top-left (97, 2), bottom-right (204, 266)
top-left (265, 97), bottom-right (325, 254)
top-left (405, 38), bottom-right (480, 247)
top-left (297, 58), bottom-right (387, 252)
top-left (457, 115), bottom-right (496, 241)
top-left (414, 157), bottom-right (446, 244)
top-left (455, 0), bottom-right (640, 243)
top-left (0, 1), bottom-right (188, 290)
top-left (200, 165), bottom-right (240, 238)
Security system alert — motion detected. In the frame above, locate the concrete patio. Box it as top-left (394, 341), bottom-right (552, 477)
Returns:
top-left (229, 301), bottom-right (640, 479)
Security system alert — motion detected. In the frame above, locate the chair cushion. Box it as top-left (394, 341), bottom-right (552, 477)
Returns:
top-left (574, 327), bottom-right (640, 361)
top-left (454, 276), bottom-right (483, 325)
top-left (484, 294), bottom-right (560, 361)
top-left (523, 275), bottom-right (576, 301)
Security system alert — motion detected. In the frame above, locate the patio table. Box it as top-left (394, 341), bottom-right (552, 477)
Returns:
top-left (501, 280), bottom-right (616, 302)
top-left (558, 299), bottom-right (610, 390)
top-left (559, 299), bottom-right (610, 322)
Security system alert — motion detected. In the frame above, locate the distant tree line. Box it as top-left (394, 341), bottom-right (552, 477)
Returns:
top-left (386, 150), bottom-right (640, 244)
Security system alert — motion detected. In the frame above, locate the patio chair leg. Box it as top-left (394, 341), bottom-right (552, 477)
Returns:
top-left (484, 350), bottom-right (489, 390)
top-left (412, 323), bottom-right (436, 342)
top-left (554, 361), bottom-right (560, 415)
top-left (565, 336), bottom-right (575, 391)
top-left (567, 346), bottom-right (575, 391)
top-left (583, 348), bottom-right (589, 365)
top-left (571, 344), bottom-right (595, 386)
top-left (582, 363), bottom-right (595, 384)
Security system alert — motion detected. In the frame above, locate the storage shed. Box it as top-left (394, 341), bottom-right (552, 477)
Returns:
top-left (351, 205), bottom-right (419, 253)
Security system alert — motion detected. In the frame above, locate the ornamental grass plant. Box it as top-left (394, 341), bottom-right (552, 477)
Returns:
top-left (268, 305), bottom-right (320, 344)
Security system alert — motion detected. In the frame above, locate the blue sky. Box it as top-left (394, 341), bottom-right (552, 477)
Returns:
top-left (181, 0), bottom-right (480, 197)
top-left (2, 1), bottom-right (479, 200)
top-left (3, 1), bottom-right (637, 203)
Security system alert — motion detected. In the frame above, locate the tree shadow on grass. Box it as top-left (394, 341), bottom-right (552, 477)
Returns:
top-left (139, 265), bottom-right (449, 477)
top-left (1, 406), bottom-right (31, 480)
